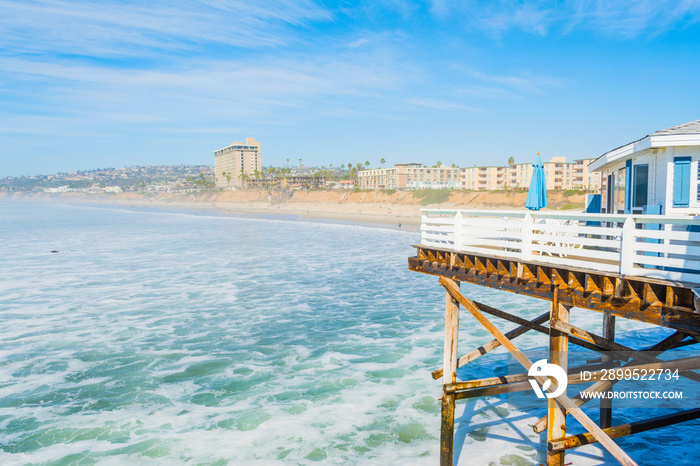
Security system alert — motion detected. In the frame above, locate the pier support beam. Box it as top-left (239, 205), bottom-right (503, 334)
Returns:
top-left (547, 289), bottom-right (570, 466)
top-left (440, 279), bottom-right (460, 466)
top-left (601, 312), bottom-right (616, 429)
top-left (438, 277), bottom-right (638, 466)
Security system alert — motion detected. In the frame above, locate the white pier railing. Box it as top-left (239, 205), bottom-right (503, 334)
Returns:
top-left (421, 209), bottom-right (700, 285)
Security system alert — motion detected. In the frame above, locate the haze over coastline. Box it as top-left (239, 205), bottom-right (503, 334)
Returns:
top-left (2, 1), bottom-right (700, 176)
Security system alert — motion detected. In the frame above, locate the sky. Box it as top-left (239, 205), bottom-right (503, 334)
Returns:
top-left (2, 0), bottom-right (700, 177)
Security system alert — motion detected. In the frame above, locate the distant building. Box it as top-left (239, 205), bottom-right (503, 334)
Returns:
top-left (405, 164), bottom-right (461, 189)
top-left (502, 157), bottom-right (599, 191)
top-left (462, 165), bottom-right (508, 190)
top-left (245, 175), bottom-right (326, 190)
top-left (214, 137), bottom-right (261, 189)
top-left (336, 180), bottom-right (356, 189)
top-left (359, 158), bottom-right (600, 191)
top-left (573, 158), bottom-right (601, 191)
top-left (43, 186), bottom-right (69, 193)
top-left (358, 163), bottom-right (460, 190)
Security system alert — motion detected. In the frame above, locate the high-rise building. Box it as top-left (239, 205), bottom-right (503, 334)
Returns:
top-left (214, 137), bottom-right (261, 189)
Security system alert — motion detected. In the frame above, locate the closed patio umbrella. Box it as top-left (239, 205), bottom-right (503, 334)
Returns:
top-left (525, 155), bottom-right (547, 211)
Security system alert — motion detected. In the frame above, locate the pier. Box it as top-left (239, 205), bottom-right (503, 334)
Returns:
top-left (408, 209), bottom-right (700, 466)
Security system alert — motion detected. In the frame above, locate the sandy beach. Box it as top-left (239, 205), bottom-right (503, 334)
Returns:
top-left (0, 188), bottom-right (587, 231)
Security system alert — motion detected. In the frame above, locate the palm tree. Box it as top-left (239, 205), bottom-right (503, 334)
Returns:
top-left (364, 161), bottom-right (370, 169)
top-left (436, 161), bottom-right (442, 167)
top-left (348, 162), bottom-right (352, 171)
top-left (299, 158), bottom-right (302, 167)
top-left (508, 156), bottom-right (515, 165)
top-left (380, 158), bottom-right (385, 168)
top-left (286, 158), bottom-right (290, 168)
top-left (239, 173), bottom-right (250, 188)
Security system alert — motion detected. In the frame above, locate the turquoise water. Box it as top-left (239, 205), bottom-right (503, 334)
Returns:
top-left (1, 202), bottom-right (698, 465)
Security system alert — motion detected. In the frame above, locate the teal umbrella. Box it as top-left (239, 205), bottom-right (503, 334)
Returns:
top-left (526, 155), bottom-right (547, 211)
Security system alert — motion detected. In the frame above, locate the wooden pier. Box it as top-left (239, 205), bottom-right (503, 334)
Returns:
top-left (408, 210), bottom-right (700, 466)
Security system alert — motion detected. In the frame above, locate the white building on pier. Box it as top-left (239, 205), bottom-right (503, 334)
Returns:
top-left (590, 119), bottom-right (700, 215)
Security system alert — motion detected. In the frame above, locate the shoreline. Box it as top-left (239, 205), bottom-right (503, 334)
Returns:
top-left (0, 188), bottom-right (587, 231)
top-left (1, 192), bottom-right (422, 231)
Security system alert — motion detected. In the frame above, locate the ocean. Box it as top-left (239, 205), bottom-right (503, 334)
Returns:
top-left (1, 201), bottom-right (698, 465)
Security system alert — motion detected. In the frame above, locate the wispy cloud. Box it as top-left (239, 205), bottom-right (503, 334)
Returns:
top-left (429, 0), bottom-right (700, 38)
top-left (403, 97), bottom-right (481, 112)
top-left (0, 51), bottom-right (405, 135)
top-left (459, 68), bottom-right (565, 94)
top-left (347, 38), bottom-right (370, 48)
top-left (0, 0), bottom-right (331, 57)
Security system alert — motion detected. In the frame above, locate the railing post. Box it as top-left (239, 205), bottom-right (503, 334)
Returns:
top-left (522, 213), bottom-right (534, 262)
top-left (421, 212), bottom-right (428, 245)
top-left (620, 217), bottom-right (635, 276)
top-left (454, 211), bottom-right (463, 251)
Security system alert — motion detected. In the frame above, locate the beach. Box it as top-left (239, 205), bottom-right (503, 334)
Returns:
top-left (0, 189), bottom-right (586, 231)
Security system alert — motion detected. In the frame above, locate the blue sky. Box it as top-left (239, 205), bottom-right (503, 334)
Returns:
top-left (2, 0), bottom-right (700, 176)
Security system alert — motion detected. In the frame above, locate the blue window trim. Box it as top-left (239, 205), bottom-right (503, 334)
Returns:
top-left (673, 157), bottom-right (691, 208)
top-left (625, 159), bottom-right (632, 213)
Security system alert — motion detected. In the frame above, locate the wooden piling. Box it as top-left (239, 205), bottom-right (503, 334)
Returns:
top-left (601, 312), bottom-right (616, 429)
top-left (547, 289), bottom-right (569, 466)
top-left (440, 278), bottom-right (460, 466)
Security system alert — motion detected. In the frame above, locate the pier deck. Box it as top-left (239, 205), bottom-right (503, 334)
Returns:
top-left (408, 210), bottom-right (700, 466)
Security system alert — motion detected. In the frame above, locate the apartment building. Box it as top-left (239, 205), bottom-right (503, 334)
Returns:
top-left (405, 165), bottom-right (461, 189)
top-left (573, 158), bottom-right (601, 191)
top-left (357, 163), bottom-right (460, 189)
top-left (348, 157), bottom-right (600, 192)
top-left (359, 165), bottom-right (401, 190)
top-left (543, 156), bottom-right (574, 190)
top-left (462, 166), bottom-right (508, 190)
top-left (507, 162), bottom-right (534, 189)
top-left (214, 137), bottom-right (261, 189)
top-left (492, 157), bottom-right (599, 191)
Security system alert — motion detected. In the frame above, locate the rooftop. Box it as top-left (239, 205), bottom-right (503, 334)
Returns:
top-left (590, 118), bottom-right (700, 171)
top-left (651, 119), bottom-right (700, 136)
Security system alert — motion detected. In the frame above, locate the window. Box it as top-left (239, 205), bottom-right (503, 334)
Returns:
top-left (673, 157), bottom-right (691, 207)
top-left (616, 167), bottom-right (626, 214)
top-left (632, 164), bottom-right (649, 211)
top-left (604, 172), bottom-right (615, 213)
